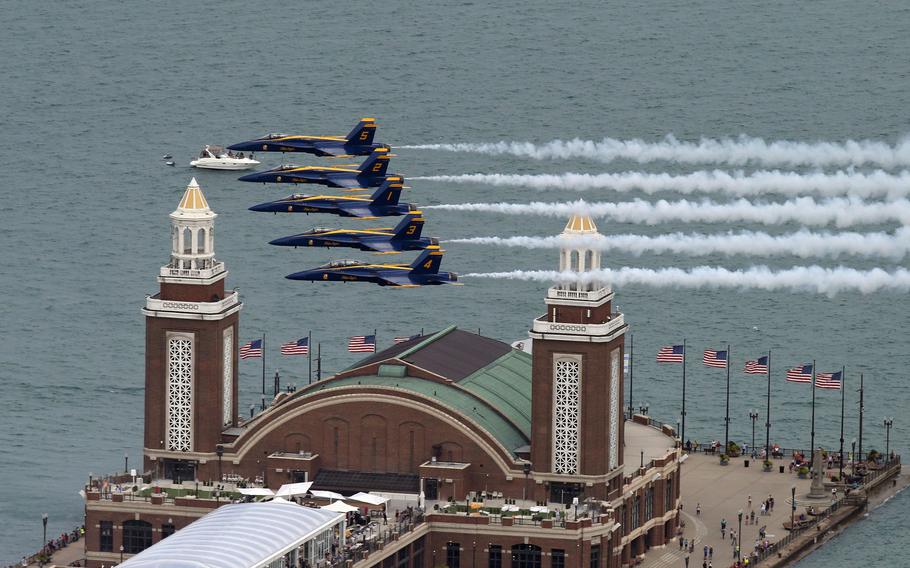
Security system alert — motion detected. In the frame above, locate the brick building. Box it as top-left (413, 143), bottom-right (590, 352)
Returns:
top-left (84, 180), bottom-right (682, 568)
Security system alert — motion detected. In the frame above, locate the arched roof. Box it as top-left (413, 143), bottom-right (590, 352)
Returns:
top-left (118, 501), bottom-right (341, 568)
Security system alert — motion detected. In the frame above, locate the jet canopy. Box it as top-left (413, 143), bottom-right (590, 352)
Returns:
top-left (322, 259), bottom-right (363, 268)
top-left (308, 227), bottom-right (333, 233)
top-left (262, 133), bottom-right (290, 139)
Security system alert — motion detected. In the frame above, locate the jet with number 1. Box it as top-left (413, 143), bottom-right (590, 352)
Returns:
top-left (227, 118), bottom-right (384, 157)
top-left (238, 147), bottom-right (396, 189)
top-left (286, 245), bottom-right (459, 287)
top-left (269, 211), bottom-right (436, 254)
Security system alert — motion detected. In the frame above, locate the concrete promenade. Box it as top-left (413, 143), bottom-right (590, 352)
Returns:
top-left (642, 453), bottom-right (815, 568)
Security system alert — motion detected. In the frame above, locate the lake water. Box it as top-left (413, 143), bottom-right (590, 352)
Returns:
top-left (1, 0), bottom-right (907, 562)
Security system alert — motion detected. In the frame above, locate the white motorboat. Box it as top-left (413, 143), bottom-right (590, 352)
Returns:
top-left (190, 145), bottom-right (260, 170)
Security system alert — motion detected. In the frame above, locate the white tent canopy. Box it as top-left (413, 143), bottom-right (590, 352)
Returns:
top-left (348, 492), bottom-right (389, 505)
top-left (238, 487), bottom-right (275, 497)
top-left (276, 481), bottom-right (313, 498)
top-left (322, 500), bottom-right (359, 513)
top-left (118, 501), bottom-right (343, 568)
top-left (310, 489), bottom-right (345, 500)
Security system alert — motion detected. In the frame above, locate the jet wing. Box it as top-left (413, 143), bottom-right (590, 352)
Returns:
top-left (326, 177), bottom-right (363, 189)
top-left (379, 275), bottom-right (421, 287)
top-left (362, 240), bottom-right (396, 253)
top-left (338, 206), bottom-right (377, 219)
top-left (313, 146), bottom-right (352, 158)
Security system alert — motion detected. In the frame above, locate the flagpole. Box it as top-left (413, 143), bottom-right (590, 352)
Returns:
top-left (724, 343), bottom-right (731, 453)
top-left (839, 365), bottom-right (846, 481)
top-left (681, 339), bottom-right (687, 447)
top-left (858, 373), bottom-right (864, 461)
top-left (316, 343), bottom-right (322, 381)
top-left (627, 334), bottom-right (634, 417)
top-left (261, 332), bottom-right (266, 396)
top-left (765, 349), bottom-right (771, 463)
top-left (308, 331), bottom-right (313, 385)
top-left (374, 328), bottom-right (378, 350)
top-left (809, 359), bottom-right (816, 461)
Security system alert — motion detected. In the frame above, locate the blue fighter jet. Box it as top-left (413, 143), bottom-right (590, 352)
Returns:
top-left (269, 211), bottom-right (436, 254)
top-left (286, 245), bottom-right (459, 287)
top-left (238, 147), bottom-right (395, 189)
top-left (227, 118), bottom-right (383, 157)
top-left (248, 176), bottom-right (413, 219)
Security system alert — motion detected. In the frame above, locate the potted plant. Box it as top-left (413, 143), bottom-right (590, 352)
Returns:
top-left (763, 460), bottom-right (773, 472)
top-left (798, 465), bottom-right (810, 478)
top-left (720, 454), bottom-right (730, 465)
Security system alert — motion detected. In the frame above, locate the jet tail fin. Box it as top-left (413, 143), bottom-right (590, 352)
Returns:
top-left (391, 211), bottom-right (425, 239)
top-left (358, 147), bottom-right (392, 176)
top-left (370, 176), bottom-right (404, 206)
top-left (346, 118), bottom-right (377, 145)
top-left (409, 245), bottom-right (444, 274)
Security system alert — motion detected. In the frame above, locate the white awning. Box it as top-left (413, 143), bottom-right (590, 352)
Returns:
top-left (310, 489), bottom-right (345, 500)
top-left (238, 487), bottom-right (275, 497)
top-left (322, 500), bottom-right (359, 513)
top-left (276, 481), bottom-right (313, 498)
top-left (119, 501), bottom-right (343, 568)
top-left (348, 492), bottom-right (389, 505)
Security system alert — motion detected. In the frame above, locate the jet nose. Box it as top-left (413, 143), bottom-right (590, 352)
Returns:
top-left (269, 235), bottom-right (297, 246)
top-left (227, 141), bottom-right (258, 151)
top-left (249, 201), bottom-right (277, 213)
top-left (286, 270), bottom-right (318, 281)
top-left (238, 171), bottom-right (266, 182)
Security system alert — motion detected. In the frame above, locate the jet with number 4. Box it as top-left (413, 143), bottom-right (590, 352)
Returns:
top-left (269, 211), bottom-right (436, 254)
top-left (285, 245), bottom-right (459, 287)
top-left (238, 147), bottom-right (396, 189)
top-left (248, 176), bottom-right (413, 219)
top-left (227, 118), bottom-right (384, 157)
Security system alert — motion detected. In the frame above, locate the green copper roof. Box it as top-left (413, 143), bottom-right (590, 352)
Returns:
top-left (459, 350), bottom-right (532, 437)
top-left (311, 366), bottom-right (531, 456)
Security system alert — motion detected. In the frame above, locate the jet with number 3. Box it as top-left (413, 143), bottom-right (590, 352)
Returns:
top-left (269, 211), bottom-right (436, 254)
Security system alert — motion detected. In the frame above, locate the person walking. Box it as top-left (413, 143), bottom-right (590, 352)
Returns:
top-left (696, 503), bottom-right (701, 516)
top-left (709, 546), bottom-right (713, 559)
top-left (720, 518), bottom-right (727, 539)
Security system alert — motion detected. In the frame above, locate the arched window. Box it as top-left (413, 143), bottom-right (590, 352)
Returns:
top-left (171, 226), bottom-right (178, 253)
top-left (584, 250), bottom-right (594, 270)
top-left (122, 520), bottom-right (153, 553)
top-left (198, 228), bottom-right (207, 253)
top-left (510, 544), bottom-right (542, 568)
top-left (182, 227), bottom-right (192, 254)
top-left (569, 250), bottom-right (579, 271)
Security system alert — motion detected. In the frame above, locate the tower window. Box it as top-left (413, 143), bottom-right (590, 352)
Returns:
top-left (609, 349), bottom-right (621, 469)
top-left (183, 227), bottom-right (192, 254)
top-left (553, 357), bottom-right (581, 474)
top-left (446, 542), bottom-right (460, 568)
top-left (584, 250), bottom-right (594, 271)
top-left (166, 334), bottom-right (193, 452)
top-left (223, 328), bottom-right (233, 426)
top-left (99, 521), bottom-right (113, 552)
top-left (570, 251), bottom-right (579, 271)
top-left (199, 227), bottom-right (207, 253)
top-left (122, 520), bottom-right (153, 554)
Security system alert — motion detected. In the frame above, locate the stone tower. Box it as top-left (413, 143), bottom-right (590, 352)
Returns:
top-left (142, 178), bottom-right (242, 480)
top-left (529, 215), bottom-right (628, 501)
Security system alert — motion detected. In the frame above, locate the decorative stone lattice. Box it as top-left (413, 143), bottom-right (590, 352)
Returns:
top-left (609, 348), bottom-right (621, 469)
top-left (553, 358), bottom-right (581, 474)
top-left (166, 336), bottom-right (193, 452)
top-left (222, 328), bottom-right (233, 426)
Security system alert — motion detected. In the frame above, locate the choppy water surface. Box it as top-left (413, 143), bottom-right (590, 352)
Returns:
top-left (1, 0), bottom-right (908, 562)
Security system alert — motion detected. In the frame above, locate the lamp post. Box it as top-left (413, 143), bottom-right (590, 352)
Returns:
top-left (737, 509), bottom-right (743, 559)
top-left (120, 544), bottom-right (124, 563)
top-left (748, 411), bottom-right (758, 457)
top-left (124, 453), bottom-right (129, 474)
top-left (42, 513), bottom-right (48, 554)
top-left (851, 438), bottom-right (857, 477)
top-left (790, 486), bottom-right (796, 531)
top-left (216, 444), bottom-right (224, 482)
top-left (884, 418), bottom-right (894, 463)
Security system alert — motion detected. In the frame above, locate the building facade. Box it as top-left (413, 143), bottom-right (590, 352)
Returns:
top-left (84, 184), bottom-right (681, 568)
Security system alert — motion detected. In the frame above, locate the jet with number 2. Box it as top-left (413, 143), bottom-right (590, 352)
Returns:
top-left (238, 147), bottom-right (396, 189)
top-left (286, 245), bottom-right (460, 287)
top-left (227, 118), bottom-right (384, 157)
top-left (269, 211), bottom-right (436, 254)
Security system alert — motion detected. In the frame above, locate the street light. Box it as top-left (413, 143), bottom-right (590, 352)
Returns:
top-left (124, 453), bottom-right (129, 474)
top-left (737, 509), bottom-right (743, 559)
top-left (749, 411), bottom-right (759, 457)
top-left (120, 544), bottom-right (124, 563)
top-left (42, 513), bottom-right (48, 555)
top-left (790, 486), bottom-right (796, 531)
top-left (884, 418), bottom-right (894, 463)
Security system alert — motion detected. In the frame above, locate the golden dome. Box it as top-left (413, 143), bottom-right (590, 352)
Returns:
top-left (177, 178), bottom-right (210, 211)
top-left (564, 214), bottom-right (598, 234)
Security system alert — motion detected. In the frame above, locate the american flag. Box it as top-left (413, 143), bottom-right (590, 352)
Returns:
top-left (280, 337), bottom-right (309, 356)
top-left (743, 356), bottom-right (769, 374)
top-left (786, 364), bottom-right (814, 383)
top-left (348, 335), bottom-right (376, 353)
top-left (816, 370), bottom-right (842, 390)
top-left (394, 334), bottom-right (420, 344)
top-left (657, 345), bottom-right (684, 363)
top-left (239, 339), bottom-right (262, 359)
top-left (703, 349), bottom-right (728, 369)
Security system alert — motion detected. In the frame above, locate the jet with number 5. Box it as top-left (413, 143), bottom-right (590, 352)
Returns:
top-left (286, 245), bottom-right (459, 287)
top-left (227, 118), bottom-right (384, 157)
top-left (269, 211), bottom-right (436, 254)
top-left (238, 147), bottom-right (396, 189)
top-left (248, 176), bottom-right (413, 219)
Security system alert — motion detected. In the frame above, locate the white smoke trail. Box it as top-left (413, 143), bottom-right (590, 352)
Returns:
top-left (425, 197), bottom-right (910, 227)
top-left (401, 135), bottom-right (910, 168)
top-left (463, 266), bottom-right (910, 296)
top-left (447, 227), bottom-right (910, 260)
top-left (416, 170), bottom-right (910, 199)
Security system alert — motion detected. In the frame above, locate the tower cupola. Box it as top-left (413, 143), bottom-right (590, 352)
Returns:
top-left (558, 214), bottom-right (604, 292)
top-left (169, 178), bottom-right (218, 272)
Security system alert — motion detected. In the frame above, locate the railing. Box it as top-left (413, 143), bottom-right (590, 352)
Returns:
top-left (347, 510), bottom-right (426, 565)
top-left (751, 458), bottom-right (901, 565)
top-left (159, 261), bottom-right (225, 279)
